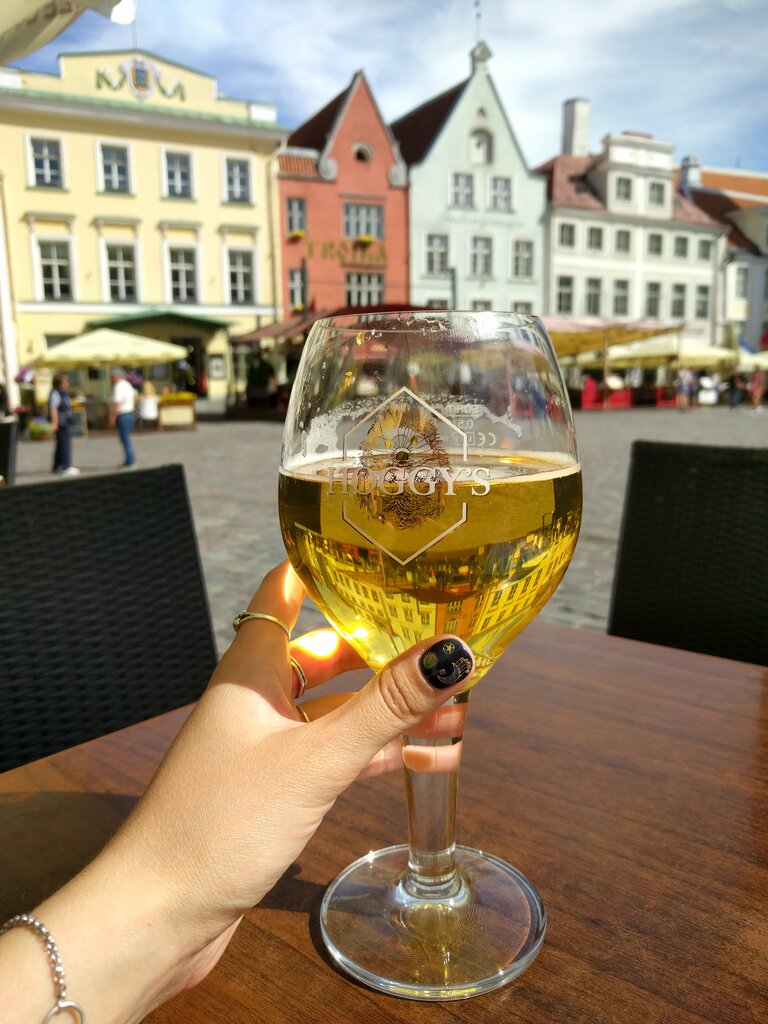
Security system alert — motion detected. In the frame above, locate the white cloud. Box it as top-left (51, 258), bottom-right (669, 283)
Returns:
top-left (10, 0), bottom-right (768, 170)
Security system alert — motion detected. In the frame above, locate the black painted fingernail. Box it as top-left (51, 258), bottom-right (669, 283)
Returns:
top-left (419, 639), bottom-right (474, 689)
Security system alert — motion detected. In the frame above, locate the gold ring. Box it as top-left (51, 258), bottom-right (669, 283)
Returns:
top-left (295, 703), bottom-right (311, 723)
top-left (232, 611), bottom-right (291, 638)
top-left (290, 655), bottom-right (308, 699)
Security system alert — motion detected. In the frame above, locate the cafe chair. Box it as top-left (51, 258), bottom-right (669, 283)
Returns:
top-left (0, 464), bottom-right (218, 772)
top-left (608, 440), bottom-right (768, 666)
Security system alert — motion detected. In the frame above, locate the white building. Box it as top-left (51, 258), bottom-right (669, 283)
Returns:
top-left (536, 100), bottom-right (725, 347)
top-left (681, 160), bottom-right (768, 353)
top-left (390, 42), bottom-right (546, 313)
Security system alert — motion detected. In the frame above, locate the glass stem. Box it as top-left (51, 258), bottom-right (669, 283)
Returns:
top-left (402, 691), bottom-right (470, 900)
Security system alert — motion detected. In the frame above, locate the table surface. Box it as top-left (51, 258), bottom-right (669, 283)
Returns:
top-left (2, 621), bottom-right (767, 1023)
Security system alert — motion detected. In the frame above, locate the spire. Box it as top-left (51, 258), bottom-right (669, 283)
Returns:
top-left (471, 40), bottom-right (492, 73)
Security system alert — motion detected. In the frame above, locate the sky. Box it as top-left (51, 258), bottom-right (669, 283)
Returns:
top-left (10, 0), bottom-right (768, 173)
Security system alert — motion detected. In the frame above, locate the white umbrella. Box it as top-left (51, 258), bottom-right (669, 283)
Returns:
top-left (32, 328), bottom-right (188, 369)
top-left (737, 349), bottom-right (768, 371)
top-left (0, 0), bottom-right (136, 64)
top-left (578, 337), bottom-right (737, 370)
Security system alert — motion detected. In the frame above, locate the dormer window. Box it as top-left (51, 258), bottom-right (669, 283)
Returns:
top-left (649, 181), bottom-right (666, 206)
top-left (615, 176), bottom-right (632, 201)
top-left (470, 129), bottom-right (493, 165)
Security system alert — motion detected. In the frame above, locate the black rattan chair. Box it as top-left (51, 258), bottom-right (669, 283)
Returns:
top-left (0, 465), bottom-right (217, 772)
top-left (608, 440), bottom-right (768, 666)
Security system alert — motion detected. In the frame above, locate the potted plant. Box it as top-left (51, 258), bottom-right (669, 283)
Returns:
top-left (28, 417), bottom-right (52, 441)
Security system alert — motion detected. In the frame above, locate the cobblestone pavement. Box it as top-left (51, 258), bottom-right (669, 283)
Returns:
top-left (13, 407), bottom-right (767, 654)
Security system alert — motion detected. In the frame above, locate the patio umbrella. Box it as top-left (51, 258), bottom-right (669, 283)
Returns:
top-left (542, 317), bottom-right (683, 359)
top-left (32, 329), bottom-right (188, 369)
top-left (0, 0), bottom-right (135, 63)
top-left (577, 337), bottom-right (737, 370)
top-left (738, 349), bottom-right (768, 371)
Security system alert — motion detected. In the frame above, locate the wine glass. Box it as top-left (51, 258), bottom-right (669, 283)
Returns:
top-left (278, 310), bottom-right (581, 999)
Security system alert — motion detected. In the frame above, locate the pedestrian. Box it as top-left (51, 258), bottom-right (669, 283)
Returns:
top-left (750, 366), bottom-right (765, 414)
top-left (729, 373), bottom-right (747, 409)
top-left (48, 372), bottom-right (79, 476)
top-left (109, 367), bottom-right (137, 468)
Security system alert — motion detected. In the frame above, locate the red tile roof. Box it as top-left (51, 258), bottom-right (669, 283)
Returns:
top-left (700, 169), bottom-right (768, 198)
top-left (390, 79), bottom-right (468, 165)
top-left (535, 154), bottom-right (721, 229)
top-left (278, 153), bottom-right (321, 179)
top-left (683, 188), bottom-right (757, 251)
top-left (288, 80), bottom-right (353, 150)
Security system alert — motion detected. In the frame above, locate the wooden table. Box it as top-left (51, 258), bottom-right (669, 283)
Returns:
top-left (2, 622), bottom-right (767, 1023)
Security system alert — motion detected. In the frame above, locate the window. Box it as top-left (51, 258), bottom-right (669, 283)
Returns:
top-left (559, 223), bottom-right (575, 248)
top-left (645, 282), bottom-right (661, 318)
top-left (425, 234), bottom-right (449, 275)
top-left (695, 285), bottom-right (710, 319)
top-left (615, 176), bottom-right (632, 201)
top-left (106, 244), bottom-right (136, 301)
top-left (343, 203), bottom-right (383, 240)
top-left (512, 301), bottom-right (533, 314)
top-left (556, 275), bottom-right (573, 314)
top-left (228, 250), bottom-right (254, 304)
top-left (470, 236), bottom-right (493, 277)
top-left (31, 138), bottom-right (63, 187)
top-left (649, 181), bottom-right (666, 206)
top-left (587, 227), bottom-right (603, 252)
top-left (671, 283), bottom-right (686, 318)
top-left (698, 239), bottom-right (713, 261)
top-left (471, 300), bottom-right (492, 311)
top-left (226, 158), bottom-right (250, 203)
top-left (39, 241), bottom-right (72, 300)
top-left (288, 268), bottom-right (304, 309)
top-left (615, 229), bottom-right (631, 254)
top-left (100, 144), bottom-right (129, 193)
top-left (613, 279), bottom-right (629, 316)
top-left (674, 235), bottom-right (689, 259)
top-left (451, 173), bottom-right (474, 207)
top-left (647, 233), bottom-right (663, 257)
top-left (286, 197), bottom-right (306, 234)
top-left (165, 152), bottom-right (192, 198)
top-left (427, 298), bottom-right (449, 309)
top-left (585, 277), bottom-right (602, 316)
top-left (345, 272), bottom-right (384, 305)
top-left (735, 266), bottom-right (749, 299)
top-left (490, 176), bottom-right (512, 211)
top-left (512, 240), bottom-right (533, 278)
top-left (470, 130), bottom-right (492, 165)
top-left (169, 247), bottom-right (197, 302)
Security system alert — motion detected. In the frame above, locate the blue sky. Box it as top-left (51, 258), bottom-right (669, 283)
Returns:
top-left (10, 0), bottom-right (768, 172)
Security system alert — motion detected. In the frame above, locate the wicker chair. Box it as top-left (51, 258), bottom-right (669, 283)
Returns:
top-left (608, 440), bottom-right (768, 666)
top-left (0, 465), bottom-right (217, 772)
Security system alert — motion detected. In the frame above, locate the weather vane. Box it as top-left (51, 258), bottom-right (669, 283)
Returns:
top-left (475, 0), bottom-right (482, 41)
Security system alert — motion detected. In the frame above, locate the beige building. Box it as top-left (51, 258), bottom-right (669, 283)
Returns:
top-left (0, 49), bottom-right (287, 408)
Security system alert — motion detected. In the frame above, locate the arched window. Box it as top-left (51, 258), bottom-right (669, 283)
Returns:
top-left (470, 129), bottom-right (493, 165)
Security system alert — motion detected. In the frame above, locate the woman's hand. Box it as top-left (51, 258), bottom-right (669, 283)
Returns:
top-left (6, 562), bottom-right (474, 1023)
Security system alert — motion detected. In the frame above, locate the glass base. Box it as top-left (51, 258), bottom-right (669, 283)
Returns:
top-left (319, 844), bottom-right (546, 1000)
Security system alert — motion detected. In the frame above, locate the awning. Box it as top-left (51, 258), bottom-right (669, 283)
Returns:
top-left (578, 337), bottom-right (738, 370)
top-left (31, 329), bottom-right (188, 369)
top-left (233, 311), bottom-right (332, 344)
top-left (541, 317), bottom-right (684, 358)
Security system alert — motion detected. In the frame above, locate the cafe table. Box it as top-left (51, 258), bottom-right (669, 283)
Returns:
top-left (1, 621), bottom-right (766, 1023)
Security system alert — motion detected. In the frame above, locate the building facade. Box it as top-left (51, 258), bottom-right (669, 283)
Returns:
top-left (277, 71), bottom-right (409, 316)
top-left (681, 160), bottom-right (768, 352)
top-left (0, 50), bottom-right (287, 407)
top-left (536, 100), bottom-right (725, 348)
top-left (390, 42), bottom-right (546, 314)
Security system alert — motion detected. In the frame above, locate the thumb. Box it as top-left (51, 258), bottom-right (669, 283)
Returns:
top-left (312, 636), bottom-right (475, 781)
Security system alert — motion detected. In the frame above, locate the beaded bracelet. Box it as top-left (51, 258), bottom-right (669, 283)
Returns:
top-left (0, 914), bottom-right (85, 1022)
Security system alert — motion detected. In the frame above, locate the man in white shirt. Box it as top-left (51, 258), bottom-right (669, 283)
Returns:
top-left (109, 368), bottom-right (137, 468)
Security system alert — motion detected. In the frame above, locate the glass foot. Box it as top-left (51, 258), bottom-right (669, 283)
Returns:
top-left (319, 844), bottom-right (546, 1000)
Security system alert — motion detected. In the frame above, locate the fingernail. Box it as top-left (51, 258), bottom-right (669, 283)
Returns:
top-left (419, 639), bottom-right (474, 689)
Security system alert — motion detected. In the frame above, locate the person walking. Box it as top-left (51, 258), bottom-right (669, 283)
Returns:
top-left (48, 372), bottom-right (80, 476)
top-left (109, 367), bottom-right (137, 468)
top-left (750, 366), bottom-right (765, 414)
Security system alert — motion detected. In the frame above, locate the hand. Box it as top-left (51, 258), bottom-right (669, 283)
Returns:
top-left (2, 562), bottom-right (474, 1024)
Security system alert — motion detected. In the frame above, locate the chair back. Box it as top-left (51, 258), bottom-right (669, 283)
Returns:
top-left (0, 465), bottom-right (217, 771)
top-left (608, 440), bottom-right (768, 665)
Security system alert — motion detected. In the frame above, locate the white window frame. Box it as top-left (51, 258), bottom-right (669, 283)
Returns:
top-left (671, 283), bottom-right (686, 319)
top-left (103, 239), bottom-right (139, 302)
top-left (615, 176), bottom-right (632, 201)
top-left (425, 233), bottom-right (449, 275)
top-left (164, 241), bottom-right (201, 304)
top-left (469, 130), bottom-right (493, 165)
top-left (697, 239), bottom-right (713, 261)
top-left (615, 228), bottom-right (632, 254)
top-left (36, 237), bottom-right (74, 301)
top-left (345, 271), bottom-right (384, 305)
top-left (222, 154), bottom-right (252, 204)
top-left (645, 281), bottom-right (661, 319)
top-left (556, 275), bottom-right (574, 314)
top-left (343, 202), bottom-right (384, 240)
top-left (286, 197), bottom-right (306, 234)
top-left (673, 235), bottom-right (689, 259)
top-left (512, 301), bottom-right (533, 314)
top-left (288, 267), bottom-right (304, 308)
top-left (613, 279), bottom-right (630, 316)
top-left (558, 222), bottom-right (575, 248)
top-left (451, 172), bottom-right (474, 208)
top-left (161, 147), bottom-right (195, 199)
top-left (695, 284), bottom-right (710, 319)
top-left (735, 265), bottom-right (749, 299)
top-left (585, 277), bottom-right (602, 316)
top-left (512, 239), bottom-right (534, 279)
top-left (489, 175), bottom-right (512, 211)
top-left (471, 299), bottom-right (493, 311)
top-left (26, 133), bottom-right (66, 188)
top-left (96, 138), bottom-right (132, 194)
top-left (470, 236), bottom-right (493, 278)
top-left (587, 226), bottom-right (604, 252)
top-left (648, 181), bottom-right (666, 206)
top-left (226, 245), bottom-right (258, 306)
top-left (647, 232), bottom-right (663, 257)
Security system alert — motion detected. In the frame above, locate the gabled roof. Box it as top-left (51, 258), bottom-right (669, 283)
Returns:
top-left (683, 188), bottom-right (758, 251)
top-left (536, 153), bottom-right (722, 228)
top-left (390, 79), bottom-right (469, 166)
top-left (287, 80), bottom-right (352, 150)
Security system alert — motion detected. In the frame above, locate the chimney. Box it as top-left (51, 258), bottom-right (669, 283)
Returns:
top-left (562, 98), bottom-right (590, 156)
top-left (680, 155), bottom-right (702, 190)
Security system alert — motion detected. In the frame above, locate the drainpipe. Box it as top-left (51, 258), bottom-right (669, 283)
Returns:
top-left (0, 172), bottom-right (20, 410)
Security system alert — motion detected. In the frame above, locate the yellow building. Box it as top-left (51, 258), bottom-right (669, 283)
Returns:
top-left (0, 49), bottom-right (287, 408)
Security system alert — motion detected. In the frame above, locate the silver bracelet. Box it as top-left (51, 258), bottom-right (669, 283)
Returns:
top-left (0, 913), bottom-right (85, 1022)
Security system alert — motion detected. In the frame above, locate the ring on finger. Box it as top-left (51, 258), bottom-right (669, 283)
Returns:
top-left (290, 655), bottom-right (308, 699)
